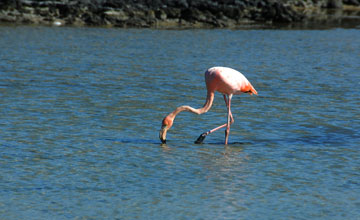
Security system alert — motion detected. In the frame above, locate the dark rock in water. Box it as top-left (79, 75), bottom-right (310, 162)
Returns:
top-left (0, 0), bottom-right (359, 28)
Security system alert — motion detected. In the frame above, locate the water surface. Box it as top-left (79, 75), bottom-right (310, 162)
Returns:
top-left (0, 26), bottom-right (359, 219)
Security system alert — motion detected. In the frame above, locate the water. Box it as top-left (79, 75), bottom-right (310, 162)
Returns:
top-left (0, 26), bottom-right (359, 219)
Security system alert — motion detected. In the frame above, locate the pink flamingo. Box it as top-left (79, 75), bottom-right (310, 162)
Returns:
top-left (159, 67), bottom-right (258, 145)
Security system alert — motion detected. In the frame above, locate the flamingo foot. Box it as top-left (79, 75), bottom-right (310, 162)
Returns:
top-left (195, 133), bottom-right (207, 144)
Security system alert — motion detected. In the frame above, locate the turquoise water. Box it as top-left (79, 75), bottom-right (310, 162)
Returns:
top-left (0, 26), bottom-right (359, 219)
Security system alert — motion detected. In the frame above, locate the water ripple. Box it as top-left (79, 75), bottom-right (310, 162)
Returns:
top-left (0, 26), bottom-right (359, 219)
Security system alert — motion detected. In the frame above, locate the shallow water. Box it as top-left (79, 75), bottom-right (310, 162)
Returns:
top-left (0, 26), bottom-right (359, 219)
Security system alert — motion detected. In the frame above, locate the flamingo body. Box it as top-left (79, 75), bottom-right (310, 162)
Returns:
top-left (159, 66), bottom-right (257, 145)
top-left (205, 67), bottom-right (257, 95)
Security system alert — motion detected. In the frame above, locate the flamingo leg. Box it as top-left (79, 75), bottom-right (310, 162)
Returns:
top-left (225, 94), bottom-right (233, 145)
top-left (195, 94), bottom-right (234, 144)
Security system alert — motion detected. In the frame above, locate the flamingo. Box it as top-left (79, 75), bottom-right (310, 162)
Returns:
top-left (159, 66), bottom-right (258, 145)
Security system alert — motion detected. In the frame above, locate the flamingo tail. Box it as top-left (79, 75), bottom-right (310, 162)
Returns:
top-left (249, 84), bottom-right (258, 95)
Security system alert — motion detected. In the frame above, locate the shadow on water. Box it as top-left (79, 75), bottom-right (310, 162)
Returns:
top-left (102, 137), bottom-right (269, 147)
top-left (199, 141), bottom-right (251, 146)
top-left (103, 131), bottom-right (359, 147)
top-left (102, 137), bottom-right (250, 147)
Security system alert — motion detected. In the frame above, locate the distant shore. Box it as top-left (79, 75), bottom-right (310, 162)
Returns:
top-left (1, 0), bottom-right (360, 28)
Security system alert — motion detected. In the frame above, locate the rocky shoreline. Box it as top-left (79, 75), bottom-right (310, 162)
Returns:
top-left (1, 0), bottom-right (360, 28)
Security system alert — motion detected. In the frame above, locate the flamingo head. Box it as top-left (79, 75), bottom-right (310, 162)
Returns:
top-left (159, 115), bottom-right (174, 144)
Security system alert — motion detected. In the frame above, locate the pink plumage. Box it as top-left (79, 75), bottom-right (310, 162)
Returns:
top-left (160, 66), bottom-right (257, 145)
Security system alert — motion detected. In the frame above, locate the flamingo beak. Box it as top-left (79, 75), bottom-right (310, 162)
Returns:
top-left (159, 125), bottom-right (168, 144)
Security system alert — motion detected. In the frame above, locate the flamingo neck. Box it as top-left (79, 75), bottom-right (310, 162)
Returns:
top-left (169, 91), bottom-right (214, 120)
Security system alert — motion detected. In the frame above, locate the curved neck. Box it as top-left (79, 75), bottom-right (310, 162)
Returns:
top-left (169, 91), bottom-right (214, 120)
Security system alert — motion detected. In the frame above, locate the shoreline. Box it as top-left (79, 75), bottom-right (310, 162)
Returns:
top-left (0, 0), bottom-right (360, 29)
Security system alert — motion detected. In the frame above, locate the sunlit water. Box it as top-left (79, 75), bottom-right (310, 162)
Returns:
top-left (0, 26), bottom-right (359, 219)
